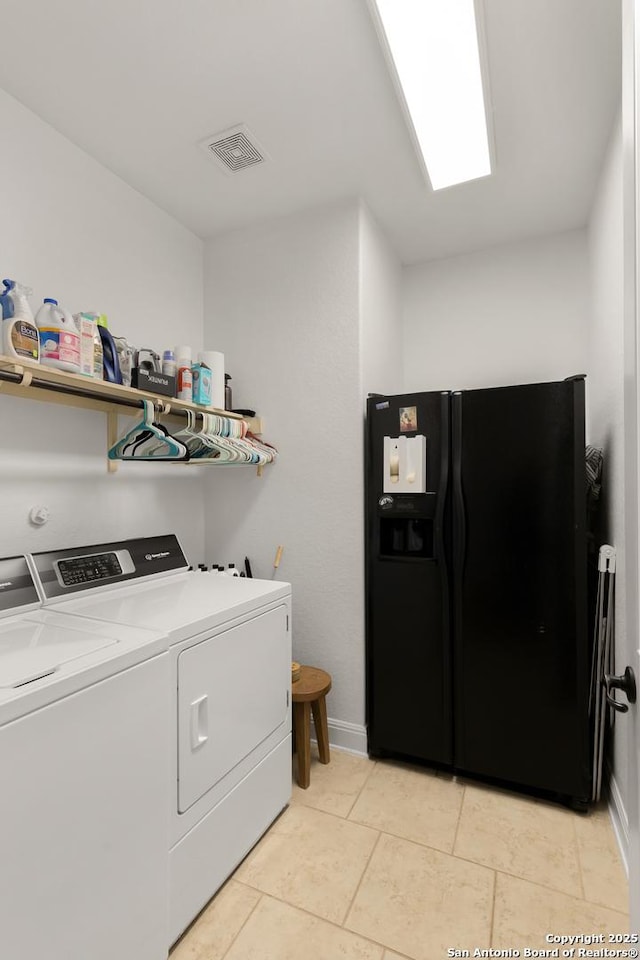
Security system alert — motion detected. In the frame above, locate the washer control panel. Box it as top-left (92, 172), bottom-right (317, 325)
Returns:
top-left (56, 552), bottom-right (125, 587)
top-left (30, 534), bottom-right (189, 600)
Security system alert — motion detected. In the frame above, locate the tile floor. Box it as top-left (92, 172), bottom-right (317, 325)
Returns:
top-left (170, 750), bottom-right (630, 960)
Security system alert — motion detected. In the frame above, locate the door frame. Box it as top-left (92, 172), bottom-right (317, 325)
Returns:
top-left (622, 0), bottom-right (640, 929)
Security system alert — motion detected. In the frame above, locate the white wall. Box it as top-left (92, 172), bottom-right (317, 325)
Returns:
top-left (0, 89), bottom-right (206, 562)
top-left (402, 230), bottom-right (590, 392)
top-left (587, 113), bottom-right (628, 822)
top-left (359, 204), bottom-right (403, 397)
top-left (203, 202), bottom-right (367, 742)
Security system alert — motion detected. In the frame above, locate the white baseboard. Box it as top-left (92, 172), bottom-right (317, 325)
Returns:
top-left (607, 768), bottom-right (630, 877)
top-left (310, 716), bottom-right (368, 756)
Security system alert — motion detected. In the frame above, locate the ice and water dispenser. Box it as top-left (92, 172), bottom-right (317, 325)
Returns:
top-left (377, 433), bottom-right (434, 560)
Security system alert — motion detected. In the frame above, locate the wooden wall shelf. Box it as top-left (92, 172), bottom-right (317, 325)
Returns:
top-left (0, 354), bottom-right (263, 473)
top-left (0, 354), bottom-right (241, 420)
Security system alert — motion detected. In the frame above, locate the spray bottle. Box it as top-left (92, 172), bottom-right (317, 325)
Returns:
top-left (0, 280), bottom-right (40, 362)
top-left (175, 346), bottom-right (193, 402)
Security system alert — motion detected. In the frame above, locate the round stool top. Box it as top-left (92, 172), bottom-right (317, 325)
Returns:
top-left (291, 665), bottom-right (332, 702)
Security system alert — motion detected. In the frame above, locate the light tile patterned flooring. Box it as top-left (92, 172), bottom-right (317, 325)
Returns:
top-left (170, 751), bottom-right (630, 960)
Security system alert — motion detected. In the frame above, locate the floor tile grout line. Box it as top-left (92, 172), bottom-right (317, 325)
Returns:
top-left (342, 808), bottom-right (482, 866)
top-left (580, 888), bottom-right (631, 913)
top-left (224, 868), bottom-right (629, 959)
top-left (344, 758), bottom-right (378, 820)
top-left (450, 779), bottom-right (466, 854)
top-left (177, 762), bottom-right (628, 958)
top-left (218, 890), bottom-right (265, 960)
top-left (230, 875), bottom-right (406, 956)
top-left (344, 821), bottom-right (461, 861)
top-left (488, 869), bottom-right (498, 948)
top-left (223, 842), bottom-right (627, 956)
top-left (573, 807), bottom-right (631, 911)
top-left (446, 853), bottom-right (590, 904)
top-left (168, 874), bottom-right (243, 956)
top-left (573, 811), bottom-right (587, 901)
top-left (573, 808), bottom-right (587, 900)
top-left (290, 756), bottom-right (378, 821)
top-left (240, 802), bottom-right (619, 915)
top-left (441, 795), bottom-right (604, 904)
top-left (486, 866), bottom-right (630, 918)
top-left (341, 828), bottom-right (384, 928)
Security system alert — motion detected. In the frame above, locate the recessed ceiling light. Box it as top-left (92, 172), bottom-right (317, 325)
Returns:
top-left (369, 0), bottom-right (492, 191)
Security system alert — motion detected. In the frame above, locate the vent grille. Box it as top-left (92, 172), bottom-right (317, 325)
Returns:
top-left (200, 125), bottom-right (267, 174)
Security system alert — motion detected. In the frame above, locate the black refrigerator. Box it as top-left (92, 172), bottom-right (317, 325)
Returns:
top-left (365, 377), bottom-right (591, 806)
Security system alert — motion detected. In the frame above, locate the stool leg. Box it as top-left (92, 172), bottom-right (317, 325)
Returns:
top-left (311, 695), bottom-right (330, 764)
top-left (293, 701), bottom-right (311, 789)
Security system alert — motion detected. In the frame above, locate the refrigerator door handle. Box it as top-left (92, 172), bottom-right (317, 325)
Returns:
top-left (452, 392), bottom-right (466, 588)
top-left (434, 392), bottom-right (450, 636)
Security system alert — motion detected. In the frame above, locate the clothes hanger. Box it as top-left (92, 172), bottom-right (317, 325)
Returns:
top-left (130, 407), bottom-right (190, 459)
top-left (193, 413), bottom-right (243, 461)
top-left (167, 409), bottom-right (208, 457)
top-left (226, 417), bottom-right (264, 464)
top-left (108, 399), bottom-right (190, 461)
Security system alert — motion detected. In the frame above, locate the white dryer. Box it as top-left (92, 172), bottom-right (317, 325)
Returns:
top-left (30, 535), bottom-right (292, 945)
top-left (0, 555), bottom-right (169, 960)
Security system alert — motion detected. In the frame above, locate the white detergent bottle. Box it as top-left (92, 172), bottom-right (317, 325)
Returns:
top-left (0, 279), bottom-right (40, 362)
top-left (36, 298), bottom-right (81, 373)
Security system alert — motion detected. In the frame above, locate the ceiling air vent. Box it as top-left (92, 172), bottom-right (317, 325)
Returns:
top-left (199, 124), bottom-right (267, 174)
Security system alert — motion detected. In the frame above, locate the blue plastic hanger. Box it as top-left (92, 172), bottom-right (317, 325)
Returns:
top-left (108, 400), bottom-right (190, 461)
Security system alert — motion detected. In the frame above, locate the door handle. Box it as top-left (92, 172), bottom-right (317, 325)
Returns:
top-left (190, 694), bottom-right (209, 750)
top-left (604, 666), bottom-right (637, 713)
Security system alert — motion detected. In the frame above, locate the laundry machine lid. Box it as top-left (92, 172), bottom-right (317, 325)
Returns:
top-left (0, 610), bottom-right (168, 726)
top-left (0, 556), bottom-right (41, 618)
top-left (48, 573), bottom-right (291, 643)
top-left (0, 619), bottom-right (117, 688)
top-left (30, 535), bottom-right (290, 642)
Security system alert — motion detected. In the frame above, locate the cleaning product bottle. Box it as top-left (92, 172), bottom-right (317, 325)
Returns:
top-left (113, 336), bottom-right (134, 387)
top-left (0, 279), bottom-right (40, 362)
top-left (35, 298), bottom-right (80, 373)
top-left (175, 346), bottom-right (193, 402)
top-left (96, 314), bottom-right (123, 384)
top-left (92, 316), bottom-right (104, 379)
top-left (162, 349), bottom-right (177, 378)
top-left (72, 312), bottom-right (99, 378)
top-left (77, 311), bottom-right (104, 380)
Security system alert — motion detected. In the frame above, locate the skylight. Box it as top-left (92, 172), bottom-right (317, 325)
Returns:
top-left (371, 0), bottom-right (492, 191)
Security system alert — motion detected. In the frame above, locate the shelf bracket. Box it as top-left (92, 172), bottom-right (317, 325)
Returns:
top-left (8, 363), bottom-right (34, 388)
top-left (107, 408), bottom-right (119, 474)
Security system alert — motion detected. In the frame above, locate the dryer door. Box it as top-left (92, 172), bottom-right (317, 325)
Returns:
top-left (177, 604), bottom-right (289, 813)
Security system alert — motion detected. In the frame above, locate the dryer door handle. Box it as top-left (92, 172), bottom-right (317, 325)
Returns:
top-left (190, 695), bottom-right (209, 750)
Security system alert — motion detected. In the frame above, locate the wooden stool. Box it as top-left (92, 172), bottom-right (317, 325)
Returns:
top-left (291, 665), bottom-right (332, 789)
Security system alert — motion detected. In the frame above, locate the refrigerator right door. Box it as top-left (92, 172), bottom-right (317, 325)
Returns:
top-left (452, 378), bottom-right (591, 802)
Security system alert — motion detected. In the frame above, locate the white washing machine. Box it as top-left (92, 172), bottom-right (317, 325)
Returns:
top-left (0, 555), bottom-right (170, 960)
top-left (30, 535), bottom-right (292, 946)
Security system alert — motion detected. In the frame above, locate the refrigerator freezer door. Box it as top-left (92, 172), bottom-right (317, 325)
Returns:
top-left (452, 379), bottom-right (590, 800)
top-left (366, 392), bottom-right (452, 765)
